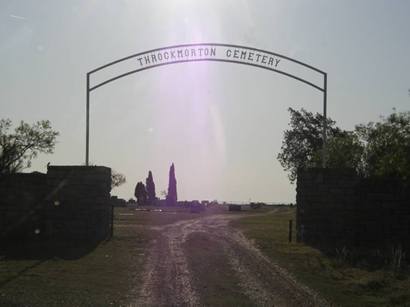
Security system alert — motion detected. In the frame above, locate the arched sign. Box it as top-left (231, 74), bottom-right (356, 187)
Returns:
top-left (86, 43), bottom-right (327, 166)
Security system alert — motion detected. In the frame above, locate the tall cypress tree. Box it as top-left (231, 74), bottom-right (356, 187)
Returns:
top-left (166, 163), bottom-right (177, 206)
top-left (146, 170), bottom-right (156, 204)
top-left (134, 181), bottom-right (147, 206)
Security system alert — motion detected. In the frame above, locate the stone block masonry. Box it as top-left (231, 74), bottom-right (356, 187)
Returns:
top-left (0, 166), bottom-right (112, 244)
top-left (296, 168), bottom-right (410, 254)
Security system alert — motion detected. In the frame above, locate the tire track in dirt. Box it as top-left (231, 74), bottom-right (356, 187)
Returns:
top-left (134, 213), bottom-right (329, 307)
top-left (134, 219), bottom-right (201, 306)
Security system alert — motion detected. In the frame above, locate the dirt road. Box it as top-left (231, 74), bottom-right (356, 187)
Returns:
top-left (134, 213), bottom-right (329, 307)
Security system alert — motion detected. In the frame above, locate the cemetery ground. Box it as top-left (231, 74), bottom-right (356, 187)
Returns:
top-left (0, 207), bottom-right (409, 306)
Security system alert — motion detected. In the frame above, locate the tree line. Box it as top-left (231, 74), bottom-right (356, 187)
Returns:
top-left (2, 105), bottom-right (408, 193)
top-left (134, 163), bottom-right (178, 206)
top-left (0, 118), bottom-right (128, 189)
top-left (278, 108), bottom-right (410, 183)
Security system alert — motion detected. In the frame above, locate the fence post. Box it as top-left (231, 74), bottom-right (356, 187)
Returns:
top-left (110, 205), bottom-right (114, 238)
top-left (289, 220), bottom-right (293, 243)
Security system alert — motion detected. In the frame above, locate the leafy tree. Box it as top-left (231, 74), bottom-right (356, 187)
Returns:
top-left (356, 111), bottom-right (410, 180)
top-left (128, 198), bottom-right (136, 204)
top-left (0, 119), bottom-right (59, 176)
top-left (145, 170), bottom-right (156, 204)
top-left (279, 108), bottom-right (410, 182)
top-left (111, 170), bottom-right (126, 189)
top-left (277, 108), bottom-right (345, 182)
top-left (321, 131), bottom-right (364, 171)
top-left (166, 163), bottom-right (177, 206)
top-left (134, 181), bottom-right (147, 206)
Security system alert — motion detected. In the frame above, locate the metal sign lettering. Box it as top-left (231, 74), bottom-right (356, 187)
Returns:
top-left (85, 43), bottom-right (327, 166)
top-left (133, 46), bottom-right (281, 70)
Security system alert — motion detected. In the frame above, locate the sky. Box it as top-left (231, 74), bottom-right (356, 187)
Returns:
top-left (1, 0), bottom-right (409, 203)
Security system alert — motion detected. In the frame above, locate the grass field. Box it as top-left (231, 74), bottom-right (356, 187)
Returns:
top-left (0, 207), bottom-right (200, 307)
top-left (232, 207), bottom-right (410, 307)
top-left (2, 206), bottom-right (409, 306)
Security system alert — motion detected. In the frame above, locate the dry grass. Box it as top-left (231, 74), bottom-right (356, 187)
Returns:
top-left (233, 207), bottom-right (410, 307)
top-left (0, 207), bottom-right (188, 306)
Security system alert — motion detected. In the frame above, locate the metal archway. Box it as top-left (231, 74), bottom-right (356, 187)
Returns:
top-left (85, 43), bottom-right (327, 166)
